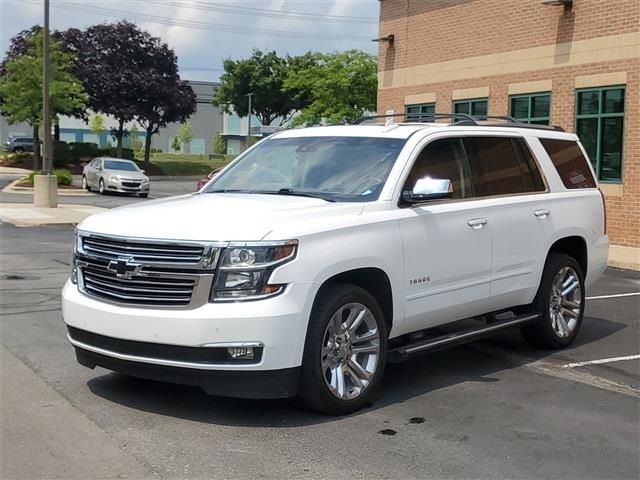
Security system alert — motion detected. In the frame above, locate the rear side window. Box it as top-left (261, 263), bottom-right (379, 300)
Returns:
top-left (540, 138), bottom-right (597, 189)
top-left (463, 137), bottom-right (545, 197)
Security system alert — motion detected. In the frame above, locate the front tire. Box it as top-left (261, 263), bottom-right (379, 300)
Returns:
top-left (299, 284), bottom-right (388, 415)
top-left (98, 178), bottom-right (105, 195)
top-left (138, 192), bottom-right (149, 198)
top-left (521, 253), bottom-right (585, 349)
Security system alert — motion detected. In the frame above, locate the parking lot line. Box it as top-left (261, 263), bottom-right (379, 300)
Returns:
top-left (563, 354), bottom-right (640, 369)
top-left (586, 292), bottom-right (640, 300)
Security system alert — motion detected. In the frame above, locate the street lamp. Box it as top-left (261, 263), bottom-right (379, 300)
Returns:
top-left (33, 0), bottom-right (57, 208)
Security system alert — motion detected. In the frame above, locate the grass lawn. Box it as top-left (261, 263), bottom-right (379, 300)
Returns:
top-left (141, 154), bottom-right (235, 176)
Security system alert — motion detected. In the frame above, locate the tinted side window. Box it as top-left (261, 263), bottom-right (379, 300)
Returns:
top-left (513, 138), bottom-right (546, 192)
top-left (403, 137), bottom-right (471, 199)
top-left (464, 136), bottom-right (537, 197)
top-left (539, 138), bottom-right (597, 189)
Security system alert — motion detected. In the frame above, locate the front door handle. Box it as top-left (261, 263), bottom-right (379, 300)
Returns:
top-left (467, 218), bottom-right (488, 229)
top-left (534, 209), bottom-right (551, 219)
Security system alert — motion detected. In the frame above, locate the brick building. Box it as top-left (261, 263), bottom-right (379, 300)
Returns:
top-left (376, 0), bottom-right (639, 269)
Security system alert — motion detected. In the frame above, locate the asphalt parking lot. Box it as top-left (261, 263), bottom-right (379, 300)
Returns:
top-left (1, 183), bottom-right (639, 479)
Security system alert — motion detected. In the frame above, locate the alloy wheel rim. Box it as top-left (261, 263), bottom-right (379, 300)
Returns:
top-left (99, 180), bottom-right (104, 193)
top-left (82, 177), bottom-right (87, 189)
top-left (549, 266), bottom-right (582, 338)
top-left (321, 302), bottom-right (380, 400)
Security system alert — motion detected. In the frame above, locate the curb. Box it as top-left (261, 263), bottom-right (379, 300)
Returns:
top-left (149, 175), bottom-right (201, 182)
top-left (1, 178), bottom-right (95, 197)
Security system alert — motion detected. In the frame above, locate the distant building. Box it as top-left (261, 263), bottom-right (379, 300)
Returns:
top-left (1, 80), bottom-right (223, 155)
top-left (377, 0), bottom-right (639, 268)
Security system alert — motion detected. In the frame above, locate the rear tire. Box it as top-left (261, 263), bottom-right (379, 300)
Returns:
top-left (299, 284), bottom-right (388, 415)
top-left (521, 253), bottom-right (585, 349)
top-left (81, 176), bottom-right (91, 191)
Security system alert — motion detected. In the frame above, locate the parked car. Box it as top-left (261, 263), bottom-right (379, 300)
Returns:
top-left (4, 136), bottom-right (34, 153)
top-left (196, 167), bottom-right (223, 191)
top-left (81, 157), bottom-right (150, 197)
top-left (63, 115), bottom-right (608, 414)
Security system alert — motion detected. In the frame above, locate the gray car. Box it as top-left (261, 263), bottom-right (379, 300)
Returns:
top-left (4, 136), bottom-right (34, 153)
top-left (82, 157), bottom-right (150, 197)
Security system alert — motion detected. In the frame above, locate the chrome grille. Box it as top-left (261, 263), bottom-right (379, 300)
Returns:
top-left (75, 232), bottom-right (224, 309)
top-left (82, 235), bottom-right (206, 265)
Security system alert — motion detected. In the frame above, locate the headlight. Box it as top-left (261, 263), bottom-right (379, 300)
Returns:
top-left (108, 175), bottom-right (120, 183)
top-left (211, 240), bottom-right (297, 301)
top-left (142, 176), bottom-right (150, 184)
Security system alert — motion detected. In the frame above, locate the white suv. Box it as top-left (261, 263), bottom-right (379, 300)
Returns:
top-left (62, 115), bottom-right (609, 414)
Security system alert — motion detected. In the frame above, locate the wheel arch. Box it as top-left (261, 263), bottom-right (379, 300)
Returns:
top-left (313, 267), bottom-right (394, 334)
top-left (546, 235), bottom-right (588, 277)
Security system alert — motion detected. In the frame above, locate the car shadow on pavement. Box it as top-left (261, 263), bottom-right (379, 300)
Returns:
top-left (86, 314), bottom-right (628, 427)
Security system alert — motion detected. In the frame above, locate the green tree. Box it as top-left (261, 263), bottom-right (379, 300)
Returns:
top-left (89, 113), bottom-right (105, 137)
top-left (176, 121), bottom-right (193, 153)
top-left (171, 136), bottom-right (181, 153)
top-left (212, 132), bottom-right (226, 154)
top-left (213, 49), bottom-right (304, 126)
top-left (0, 31), bottom-right (86, 170)
top-left (128, 124), bottom-right (143, 152)
top-left (284, 50), bottom-right (377, 126)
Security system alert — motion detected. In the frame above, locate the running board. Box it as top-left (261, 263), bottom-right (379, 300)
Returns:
top-left (387, 313), bottom-right (540, 362)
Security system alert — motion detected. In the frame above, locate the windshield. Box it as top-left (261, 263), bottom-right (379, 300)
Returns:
top-left (205, 136), bottom-right (406, 202)
top-left (104, 160), bottom-right (139, 172)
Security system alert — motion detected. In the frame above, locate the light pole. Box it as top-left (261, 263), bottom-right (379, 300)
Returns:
top-left (34, 0), bottom-right (57, 207)
top-left (246, 92), bottom-right (253, 147)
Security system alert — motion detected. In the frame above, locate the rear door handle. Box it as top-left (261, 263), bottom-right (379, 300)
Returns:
top-left (534, 209), bottom-right (551, 219)
top-left (467, 218), bottom-right (488, 229)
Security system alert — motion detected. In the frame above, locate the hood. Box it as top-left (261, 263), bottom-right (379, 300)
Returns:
top-left (78, 193), bottom-right (364, 241)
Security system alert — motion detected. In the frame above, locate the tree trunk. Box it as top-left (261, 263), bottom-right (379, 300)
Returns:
top-left (53, 117), bottom-right (60, 142)
top-left (143, 127), bottom-right (153, 164)
top-left (32, 124), bottom-right (41, 172)
top-left (116, 118), bottom-right (125, 158)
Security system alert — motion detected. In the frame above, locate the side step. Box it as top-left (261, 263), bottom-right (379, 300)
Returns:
top-left (387, 313), bottom-right (540, 363)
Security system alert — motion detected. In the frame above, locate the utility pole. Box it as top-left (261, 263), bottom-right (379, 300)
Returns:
top-left (34, 0), bottom-right (57, 207)
top-left (246, 92), bottom-right (253, 147)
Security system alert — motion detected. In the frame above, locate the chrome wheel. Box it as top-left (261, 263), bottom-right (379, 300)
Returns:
top-left (549, 266), bottom-right (582, 338)
top-left (321, 302), bottom-right (380, 400)
top-left (81, 176), bottom-right (88, 190)
top-left (98, 179), bottom-right (105, 194)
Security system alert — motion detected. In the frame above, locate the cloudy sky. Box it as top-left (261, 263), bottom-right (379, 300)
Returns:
top-left (0, 0), bottom-right (379, 82)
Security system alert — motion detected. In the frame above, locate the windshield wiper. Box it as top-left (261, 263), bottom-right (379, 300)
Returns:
top-left (206, 189), bottom-right (251, 194)
top-left (264, 188), bottom-right (336, 202)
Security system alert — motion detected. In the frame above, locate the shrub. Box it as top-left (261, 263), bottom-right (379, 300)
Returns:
top-left (25, 169), bottom-right (73, 186)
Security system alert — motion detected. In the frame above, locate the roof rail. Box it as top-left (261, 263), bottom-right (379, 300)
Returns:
top-left (353, 112), bottom-right (477, 125)
top-left (353, 112), bottom-right (565, 131)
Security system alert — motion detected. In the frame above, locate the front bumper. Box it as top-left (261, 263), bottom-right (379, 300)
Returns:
top-left (73, 338), bottom-right (300, 398)
top-left (62, 279), bottom-right (314, 374)
top-left (105, 179), bottom-right (150, 194)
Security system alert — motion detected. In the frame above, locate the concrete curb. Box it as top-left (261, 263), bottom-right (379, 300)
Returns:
top-left (149, 175), bottom-right (201, 181)
top-left (1, 178), bottom-right (94, 196)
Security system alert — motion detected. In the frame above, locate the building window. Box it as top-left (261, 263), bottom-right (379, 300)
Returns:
top-left (405, 103), bottom-right (435, 121)
top-left (453, 98), bottom-right (488, 118)
top-left (509, 93), bottom-right (550, 125)
top-left (575, 86), bottom-right (625, 182)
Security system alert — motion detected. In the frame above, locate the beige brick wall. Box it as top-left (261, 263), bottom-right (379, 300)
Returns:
top-left (377, 0), bottom-right (640, 251)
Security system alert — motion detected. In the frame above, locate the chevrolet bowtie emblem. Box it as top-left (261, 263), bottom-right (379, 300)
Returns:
top-left (107, 257), bottom-right (143, 279)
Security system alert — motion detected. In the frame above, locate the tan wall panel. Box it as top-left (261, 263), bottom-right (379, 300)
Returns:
top-left (508, 80), bottom-right (553, 95)
top-left (379, 32), bottom-right (640, 90)
top-left (404, 92), bottom-right (436, 105)
top-left (452, 87), bottom-right (490, 100)
top-left (575, 72), bottom-right (628, 88)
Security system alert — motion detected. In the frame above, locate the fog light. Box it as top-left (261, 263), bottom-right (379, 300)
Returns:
top-left (227, 346), bottom-right (254, 359)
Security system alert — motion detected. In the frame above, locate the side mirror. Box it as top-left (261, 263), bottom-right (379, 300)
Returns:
top-left (402, 177), bottom-right (453, 204)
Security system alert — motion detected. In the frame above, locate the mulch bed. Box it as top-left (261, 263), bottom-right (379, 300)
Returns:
top-left (14, 179), bottom-right (82, 190)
